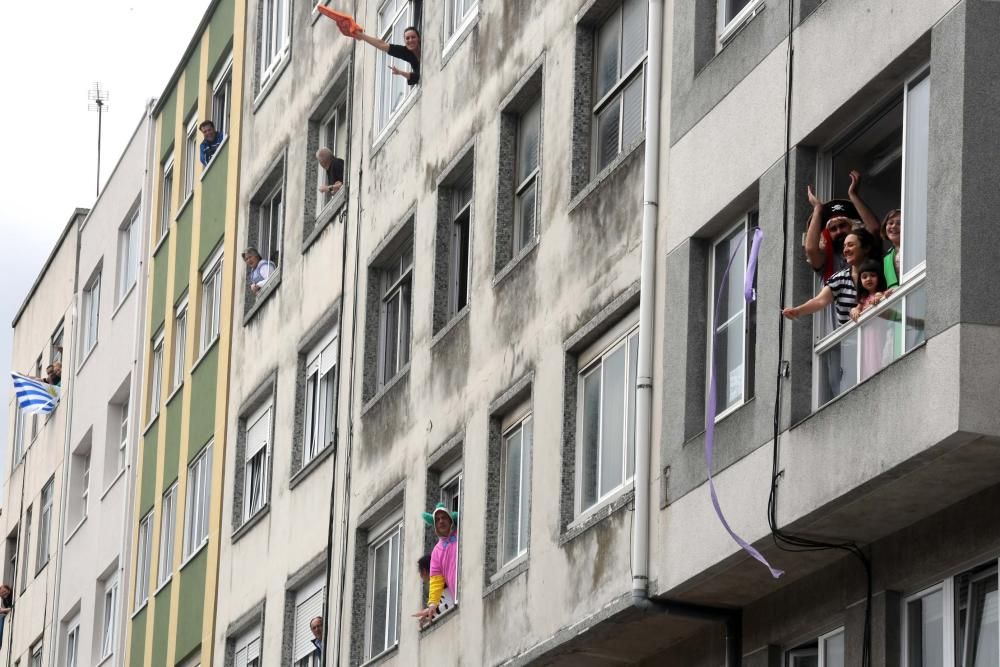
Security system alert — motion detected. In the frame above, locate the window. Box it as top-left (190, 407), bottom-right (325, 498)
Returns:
top-left (118, 208), bottom-right (140, 302)
top-left (31, 355), bottom-right (42, 438)
top-left (68, 442), bottom-right (91, 527)
top-left (375, 0), bottom-right (418, 133)
top-left (12, 408), bottom-right (25, 465)
top-left (158, 485), bottom-right (177, 586)
top-left (200, 249), bottom-right (223, 352)
top-left (243, 404), bottom-right (271, 522)
top-left (366, 522), bottom-right (402, 660)
top-left (577, 319), bottom-right (639, 514)
top-left (448, 183), bottom-right (472, 319)
top-left (182, 116), bottom-right (197, 200)
top-left (100, 574), bottom-right (118, 660)
top-left (500, 414), bottom-right (531, 566)
top-left (106, 395), bottom-right (130, 485)
top-left (183, 443), bottom-right (212, 559)
top-left (709, 213), bottom-right (758, 419)
top-left (259, 0), bottom-right (290, 88)
top-left (303, 330), bottom-right (337, 466)
top-left (212, 55), bottom-right (233, 141)
top-left (234, 625), bottom-right (262, 667)
top-left (172, 298), bottom-right (188, 391)
top-left (377, 241), bottom-right (413, 388)
top-left (785, 628), bottom-right (844, 667)
top-left (316, 99), bottom-right (348, 216)
top-left (37, 479), bottom-right (53, 570)
top-left (433, 153), bottom-right (474, 333)
top-left (30, 642), bottom-right (42, 667)
top-left (65, 622), bottom-right (80, 667)
top-left (81, 272), bottom-right (101, 356)
top-left (134, 511), bottom-right (153, 609)
top-left (20, 507), bottom-right (31, 593)
top-left (513, 100), bottom-right (541, 255)
top-left (592, 0), bottom-right (647, 174)
top-left (250, 181), bottom-right (283, 285)
top-left (814, 69), bottom-right (930, 407)
top-left (159, 156), bottom-right (174, 240)
top-left (293, 576), bottom-right (324, 667)
top-left (51, 322), bottom-right (64, 364)
top-left (445, 0), bottom-right (476, 43)
top-left (149, 330), bottom-right (165, 420)
top-left (718, 0), bottom-right (764, 43)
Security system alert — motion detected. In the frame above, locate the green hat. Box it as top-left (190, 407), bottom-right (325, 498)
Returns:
top-left (421, 502), bottom-right (458, 526)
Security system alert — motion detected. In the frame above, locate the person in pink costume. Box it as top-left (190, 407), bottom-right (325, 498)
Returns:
top-left (413, 503), bottom-right (458, 627)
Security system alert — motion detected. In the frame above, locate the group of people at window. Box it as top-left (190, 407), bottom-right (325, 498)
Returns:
top-left (24, 348), bottom-right (63, 388)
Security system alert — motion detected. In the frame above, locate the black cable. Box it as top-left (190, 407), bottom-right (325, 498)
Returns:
top-left (766, 2), bottom-right (872, 665)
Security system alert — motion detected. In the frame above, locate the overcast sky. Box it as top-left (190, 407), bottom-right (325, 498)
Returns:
top-left (0, 0), bottom-right (210, 483)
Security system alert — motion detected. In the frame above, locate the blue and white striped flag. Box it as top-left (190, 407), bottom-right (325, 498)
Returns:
top-left (11, 373), bottom-right (60, 415)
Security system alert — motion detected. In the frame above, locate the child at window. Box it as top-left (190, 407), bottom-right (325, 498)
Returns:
top-left (851, 259), bottom-right (894, 379)
top-left (849, 259), bottom-right (889, 322)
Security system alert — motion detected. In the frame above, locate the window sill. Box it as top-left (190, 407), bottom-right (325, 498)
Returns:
top-left (310, 0), bottom-right (331, 25)
top-left (153, 576), bottom-right (172, 597)
top-left (419, 603), bottom-right (460, 636)
top-left (232, 504), bottom-right (270, 544)
top-left (112, 282), bottom-right (138, 320)
top-left (130, 600), bottom-right (148, 620)
top-left (96, 653), bottom-right (115, 667)
top-left (361, 645), bottom-right (399, 667)
top-left (77, 342), bottom-right (99, 374)
top-left (568, 138), bottom-right (645, 214)
top-left (431, 305), bottom-right (470, 349)
top-left (362, 365), bottom-right (411, 417)
top-left (200, 136), bottom-right (229, 179)
top-left (718, 0), bottom-right (765, 47)
top-left (484, 558), bottom-right (528, 598)
top-left (289, 443), bottom-right (336, 490)
top-left (493, 236), bottom-right (539, 289)
top-left (253, 51), bottom-right (292, 114)
top-left (180, 540), bottom-right (208, 572)
top-left (35, 557), bottom-right (49, 578)
top-left (142, 413), bottom-right (160, 437)
top-left (441, 13), bottom-right (479, 69)
top-left (64, 516), bottom-right (88, 545)
top-left (165, 383), bottom-right (185, 407)
top-left (242, 272), bottom-right (282, 325)
top-left (153, 230), bottom-right (170, 257)
top-left (712, 396), bottom-right (753, 426)
top-left (176, 192), bottom-right (194, 220)
top-left (559, 486), bottom-right (634, 546)
top-left (303, 188), bottom-right (348, 253)
top-left (101, 467), bottom-right (127, 500)
top-left (191, 337), bottom-right (220, 374)
top-left (371, 89), bottom-right (422, 159)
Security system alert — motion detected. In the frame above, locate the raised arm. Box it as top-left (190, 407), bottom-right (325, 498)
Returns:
top-left (847, 170), bottom-right (880, 237)
top-left (804, 185), bottom-right (826, 270)
top-left (354, 30), bottom-right (389, 53)
top-left (782, 286), bottom-right (834, 320)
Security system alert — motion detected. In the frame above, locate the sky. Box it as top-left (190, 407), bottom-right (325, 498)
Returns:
top-left (0, 0), bottom-right (211, 483)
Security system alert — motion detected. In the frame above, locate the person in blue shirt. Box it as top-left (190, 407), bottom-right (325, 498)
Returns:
top-left (309, 616), bottom-right (323, 655)
top-left (199, 120), bottom-right (225, 166)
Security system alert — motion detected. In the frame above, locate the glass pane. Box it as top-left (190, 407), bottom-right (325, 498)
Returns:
top-left (595, 10), bottom-right (621, 100)
top-left (714, 228), bottom-right (745, 325)
top-left (517, 103), bottom-right (541, 184)
top-left (621, 0), bottom-right (647, 72)
top-left (621, 72), bottom-right (644, 149)
top-left (516, 182), bottom-right (537, 252)
top-left (399, 282), bottom-right (411, 368)
top-left (387, 532), bottom-right (400, 647)
top-left (626, 333), bottom-right (638, 479)
top-left (599, 343), bottom-right (627, 497)
top-left (902, 75), bottom-right (929, 275)
top-left (383, 293), bottom-right (399, 382)
top-left (715, 316), bottom-right (744, 412)
top-left (726, 0), bottom-right (752, 23)
top-left (907, 590), bottom-right (944, 667)
top-left (859, 300), bottom-right (902, 381)
top-left (519, 419), bottom-right (532, 554)
top-left (581, 367), bottom-right (602, 509)
top-left (502, 428), bottom-right (523, 563)
top-left (904, 285), bottom-right (927, 352)
top-left (824, 631), bottom-right (845, 667)
top-left (817, 332), bottom-right (859, 406)
top-left (371, 543), bottom-right (389, 654)
top-left (596, 99), bottom-right (621, 172)
top-left (304, 373), bottom-right (317, 457)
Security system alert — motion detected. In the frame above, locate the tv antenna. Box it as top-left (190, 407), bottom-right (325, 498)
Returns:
top-left (88, 82), bottom-right (110, 197)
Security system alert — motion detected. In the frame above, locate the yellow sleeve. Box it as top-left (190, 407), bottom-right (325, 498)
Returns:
top-left (427, 574), bottom-right (445, 607)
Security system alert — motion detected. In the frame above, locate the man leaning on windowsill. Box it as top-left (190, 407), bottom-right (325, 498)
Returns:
top-left (199, 120), bottom-right (225, 166)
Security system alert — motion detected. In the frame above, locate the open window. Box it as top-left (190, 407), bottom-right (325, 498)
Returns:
top-left (374, 0), bottom-right (422, 134)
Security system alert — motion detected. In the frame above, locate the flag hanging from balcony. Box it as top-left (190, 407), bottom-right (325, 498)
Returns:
top-left (11, 373), bottom-right (60, 415)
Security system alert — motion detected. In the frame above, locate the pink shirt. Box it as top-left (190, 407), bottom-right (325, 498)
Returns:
top-left (430, 531), bottom-right (458, 597)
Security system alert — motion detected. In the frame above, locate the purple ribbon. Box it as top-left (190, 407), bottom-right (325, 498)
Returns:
top-left (706, 227), bottom-right (783, 579)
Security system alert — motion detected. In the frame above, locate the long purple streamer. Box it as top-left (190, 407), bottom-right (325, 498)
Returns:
top-left (706, 227), bottom-right (783, 579)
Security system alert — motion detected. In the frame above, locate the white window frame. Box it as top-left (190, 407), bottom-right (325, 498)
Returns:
top-left (183, 443), bottom-right (212, 560)
top-left (818, 627), bottom-right (846, 667)
top-left (118, 397), bottom-right (130, 473)
top-left (20, 507), bottom-right (32, 593)
top-left (377, 243), bottom-right (414, 387)
top-left (316, 98), bottom-right (348, 216)
top-left (200, 248), bottom-right (224, 353)
top-left (211, 53), bottom-right (234, 152)
top-left (182, 116), bottom-right (197, 200)
top-left (374, 0), bottom-right (417, 135)
top-left (365, 517), bottom-right (403, 661)
top-left (65, 622), bottom-right (80, 667)
top-left (159, 155), bottom-right (174, 240)
top-left (37, 479), bottom-right (53, 570)
top-left (902, 580), bottom-right (952, 667)
top-left (591, 0), bottom-right (647, 175)
top-left (12, 408), bottom-right (25, 465)
top-left (79, 452), bottom-right (91, 517)
top-left (513, 100), bottom-right (541, 255)
top-left (444, 0), bottom-right (477, 47)
top-left (80, 272), bottom-right (101, 357)
top-left (574, 312), bottom-right (640, 517)
top-left (172, 297), bottom-right (188, 392)
top-left (448, 182), bottom-right (473, 318)
top-left (149, 330), bottom-right (165, 421)
top-left (100, 574), bottom-right (119, 660)
top-left (708, 214), bottom-right (756, 422)
top-left (259, 0), bottom-right (291, 89)
top-left (253, 181), bottom-right (284, 276)
top-left (499, 411), bottom-right (532, 567)
top-left (158, 484), bottom-right (177, 587)
top-left (303, 329), bottom-right (338, 466)
top-left (242, 403), bottom-right (271, 523)
top-left (717, 0), bottom-right (765, 45)
top-left (234, 624), bottom-right (263, 667)
top-left (30, 642), bottom-right (42, 667)
top-left (118, 207), bottom-right (140, 303)
top-left (134, 510), bottom-right (153, 609)
top-left (292, 576), bottom-right (325, 666)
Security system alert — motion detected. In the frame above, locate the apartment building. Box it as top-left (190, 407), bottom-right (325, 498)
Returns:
top-left (125, 1), bottom-right (246, 665)
top-left (49, 111), bottom-right (154, 667)
top-left (210, 1), bottom-right (354, 665)
top-left (1, 209), bottom-right (86, 667)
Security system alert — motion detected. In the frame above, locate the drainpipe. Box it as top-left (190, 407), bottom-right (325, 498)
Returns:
top-left (629, 2), bottom-right (742, 665)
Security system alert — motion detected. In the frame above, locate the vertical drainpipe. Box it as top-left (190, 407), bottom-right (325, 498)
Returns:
top-left (631, 0), bottom-right (664, 605)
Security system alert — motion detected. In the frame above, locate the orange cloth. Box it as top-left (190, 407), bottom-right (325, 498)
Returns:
top-left (316, 5), bottom-right (363, 36)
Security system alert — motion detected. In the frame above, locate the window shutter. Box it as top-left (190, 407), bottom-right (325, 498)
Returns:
top-left (246, 407), bottom-right (270, 459)
top-left (621, 0), bottom-right (647, 72)
top-left (294, 588), bottom-right (325, 660)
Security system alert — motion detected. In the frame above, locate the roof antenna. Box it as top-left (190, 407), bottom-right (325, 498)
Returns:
top-left (88, 82), bottom-right (110, 197)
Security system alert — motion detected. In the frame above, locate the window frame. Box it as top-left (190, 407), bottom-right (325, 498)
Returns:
top-left (30, 642), bottom-right (42, 667)
top-left (292, 575), bottom-right (325, 665)
top-left (36, 479), bottom-right (53, 571)
top-left (717, 0), bottom-right (765, 45)
top-left (444, 0), bottom-right (477, 48)
top-left (234, 623), bottom-right (263, 667)
top-left (12, 408), bottom-right (26, 466)
top-left (315, 96), bottom-right (349, 217)
top-left (172, 297), bottom-right (189, 392)
top-left (149, 329), bottom-right (165, 421)
top-left (374, 0), bottom-right (418, 135)
top-left (80, 271), bottom-right (102, 358)
top-left (183, 443), bottom-right (213, 560)
top-left (118, 397), bottom-right (129, 472)
top-left (447, 184), bottom-right (473, 318)
top-left (20, 506), bottom-right (32, 593)
top-left (100, 574), bottom-right (119, 660)
top-left (157, 484), bottom-right (177, 587)
top-left (200, 248), bottom-right (224, 353)
top-left (513, 99), bottom-right (541, 255)
top-left (118, 207), bottom-right (141, 303)
top-left (499, 412), bottom-right (532, 567)
top-left (65, 621), bottom-right (80, 667)
top-left (211, 53), bottom-right (234, 154)
top-left (78, 451), bottom-right (91, 519)
top-left (242, 402), bottom-right (272, 523)
top-left (159, 155), bottom-right (174, 241)
top-left (134, 510), bottom-right (153, 610)
top-left (303, 329), bottom-right (338, 466)
top-left (254, 180), bottom-right (284, 277)
top-left (365, 519), bottom-right (403, 661)
top-left (377, 243), bottom-right (414, 387)
top-left (182, 115), bottom-right (198, 201)
top-left (259, 0), bottom-right (291, 89)
top-left (902, 580), bottom-right (951, 667)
